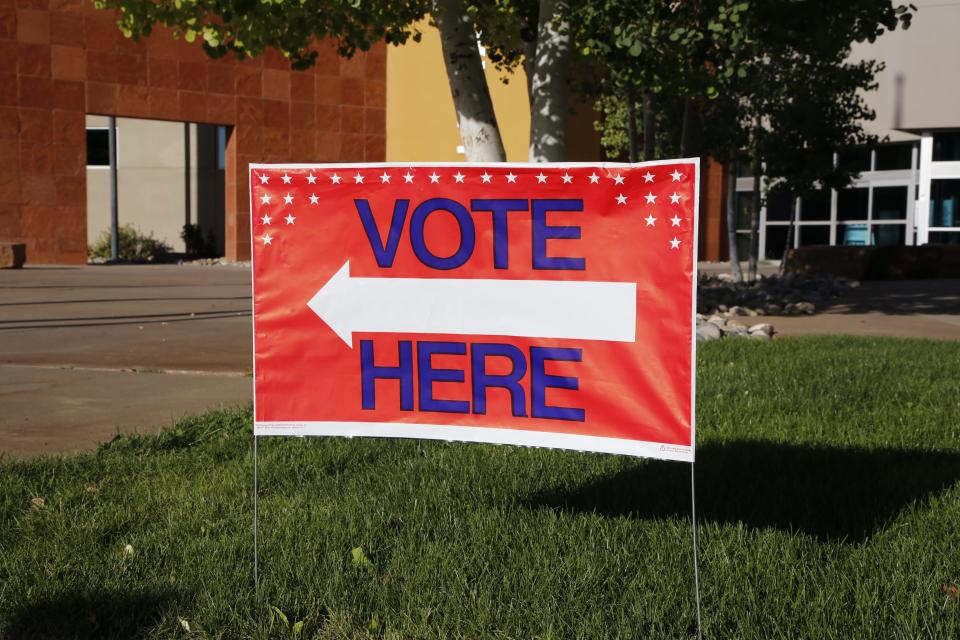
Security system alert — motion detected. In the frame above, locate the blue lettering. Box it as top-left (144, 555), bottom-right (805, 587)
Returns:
top-left (417, 341), bottom-right (470, 414)
top-left (532, 199), bottom-right (585, 270)
top-left (470, 199), bottom-right (528, 269)
top-left (360, 340), bottom-right (414, 411)
top-left (530, 346), bottom-right (585, 421)
top-left (355, 198), bottom-right (408, 267)
top-left (410, 198), bottom-right (475, 270)
top-left (471, 343), bottom-right (527, 417)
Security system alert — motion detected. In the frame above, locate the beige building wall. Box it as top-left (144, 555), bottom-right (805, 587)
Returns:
top-left (86, 116), bottom-right (224, 255)
top-left (852, 1), bottom-right (960, 141)
top-left (386, 20), bottom-right (532, 162)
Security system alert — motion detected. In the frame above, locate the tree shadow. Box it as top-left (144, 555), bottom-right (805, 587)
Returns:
top-left (525, 441), bottom-right (960, 543)
top-left (2, 588), bottom-right (183, 639)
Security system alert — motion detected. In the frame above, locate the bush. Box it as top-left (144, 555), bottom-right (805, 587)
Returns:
top-left (180, 223), bottom-right (218, 258)
top-left (88, 225), bottom-right (171, 263)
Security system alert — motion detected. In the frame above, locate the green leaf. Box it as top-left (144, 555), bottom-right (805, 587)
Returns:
top-left (351, 546), bottom-right (373, 570)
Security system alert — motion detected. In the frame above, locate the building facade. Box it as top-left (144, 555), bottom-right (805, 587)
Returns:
top-left (1, 0), bottom-right (386, 264)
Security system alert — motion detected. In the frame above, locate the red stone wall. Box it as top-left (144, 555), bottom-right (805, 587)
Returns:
top-left (0, 0), bottom-right (386, 263)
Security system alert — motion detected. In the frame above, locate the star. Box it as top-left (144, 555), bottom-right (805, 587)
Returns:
top-left (262, 233), bottom-right (273, 245)
top-left (645, 192), bottom-right (657, 204)
top-left (306, 173), bottom-right (317, 184)
top-left (536, 172), bottom-right (548, 184)
top-left (258, 174), bottom-right (270, 185)
top-left (669, 192), bottom-right (682, 204)
top-left (505, 172), bottom-right (517, 183)
top-left (309, 193), bottom-right (319, 205)
top-left (285, 214), bottom-right (296, 225)
top-left (453, 172), bottom-right (465, 183)
top-left (616, 193), bottom-right (627, 205)
top-left (643, 172), bottom-right (655, 183)
top-left (281, 173), bottom-right (292, 184)
top-left (588, 173), bottom-right (600, 184)
top-left (353, 172), bottom-right (364, 184)
top-left (480, 172), bottom-right (492, 184)
top-left (429, 172), bottom-right (440, 184)
top-left (613, 174), bottom-right (625, 185)
top-left (403, 172), bottom-right (415, 183)
top-left (380, 172), bottom-right (391, 183)
top-left (669, 237), bottom-right (681, 250)
top-left (260, 214), bottom-right (272, 225)
top-left (645, 214), bottom-right (657, 227)
top-left (562, 173), bottom-right (573, 184)
top-left (671, 215), bottom-right (682, 227)
top-left (670, 169), bottom-right (683, 182)
top-left (283, 193), bottom-right (293, 205)
top-left (260, 194), bottom-right (271, 205)
top-left (330, 173), bottom-right (342, 184)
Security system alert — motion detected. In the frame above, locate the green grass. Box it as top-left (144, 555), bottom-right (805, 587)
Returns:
top-left (2, 336), bottom-right (959, 639)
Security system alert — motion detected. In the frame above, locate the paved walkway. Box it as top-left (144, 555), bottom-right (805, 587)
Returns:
top-left (1, 263), bottom-right (957, 458)
top-left (0, 265), bottom-right (252, 457)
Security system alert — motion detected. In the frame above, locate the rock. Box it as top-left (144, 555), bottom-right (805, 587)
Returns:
top-left (729, 305), bottom-right (750, 316)
top-left (725, 321), bottom-right (749, 336)
top-left (849, 280), bottom-right (861, 288)
top-left (795, 301), bottom-right (816, 315)
top-left (747, 308), bottom-right (760, 316)
top-left (749, 332), bottom-right (772, 341)
top-left (707, 314), bottom-right (727, 328)
top-left (696, 323), bottom-right (723, 342)
top-left (765, 303), bottom-right (783, 315)
top-left (748, 323), bottom-right (774, 336)
top-left (0, 242), bottom-right (26, 269)
top-left (717, 304), bottom-right (729, 312)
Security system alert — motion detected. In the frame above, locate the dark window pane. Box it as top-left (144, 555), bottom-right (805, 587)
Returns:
top-left (766, 191), bottom-right (794, 222)
top-left (765, 225), bottom-right (789, 259)
top-left (801, 190), bottom-right (830, 221)
top-left (216, 126), bottom-right (227, 171)
top-left (838, 147), bottom-right (871, 172)
top-left (736, 233), bottom-right (751, 258)
top-left (736, 157), bottom-right (754, 178)
top-left (799, 225), bottom-right (830, 247)
top-left (929, 231), bottom-right (960, 245)
top-left (839, 224), bottom-right (869, 246)
top-left (837, 188), bottom-right (869, 221)
top-left (873, 224), bottom-right (906, 246)
top-left (933, 133), bottom-right (960, 162)
top-left (86, 129), bottom-right (109, 166)
top-left (736, 192), bottom-right (754, 230)
top-left (930, 179), bottom-right (960, 227)
top-left (875, 143), bottom-right (913, 170)
top-left (872, 186), bottom-right (908, 220)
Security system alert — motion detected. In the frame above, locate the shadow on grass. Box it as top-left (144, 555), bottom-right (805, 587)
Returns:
top-left (526, 441), bottom-right (960, 542)
top-left (2, 588), bottom-right (182, 639)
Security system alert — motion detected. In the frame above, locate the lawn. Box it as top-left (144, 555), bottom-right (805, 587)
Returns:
top-left (1, 336), bottom-right (959, 639)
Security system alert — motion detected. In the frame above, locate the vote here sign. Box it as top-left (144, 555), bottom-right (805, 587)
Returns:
top-left (250, 161), bottom-right (698, 462)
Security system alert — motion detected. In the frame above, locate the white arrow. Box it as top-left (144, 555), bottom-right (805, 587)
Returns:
top-left (307, 262), bottom-right (637, 347)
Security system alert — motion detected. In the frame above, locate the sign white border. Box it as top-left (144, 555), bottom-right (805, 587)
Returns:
top-left (250, 159), bottom-right (699, 462)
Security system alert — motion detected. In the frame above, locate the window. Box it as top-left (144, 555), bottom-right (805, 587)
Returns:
top-left (86, 128), bottom-right (110, 167)
top-left (801, 190), bottom-right (830, 221)
top-left (837, 188), bottom-right (869, 221)
top-left (764, 225), bottom-right (789, 259)
top-left (736, 156), bottom-right (754, 178)
top-left (872, 186), bottom-right (908, 221)
top-left (930, 179), bottom-right (960, 228)
top-left (736, 192), bottom-right (754, 230)
top-left (838, 147), bottom-right (871, 173)
top-left (875, 143), bottom-right (913, 171)
top-left (874, 224), bottom-right (906, 246)
top-left (766, 191), bottom-right (794, 222)
top-left (216, 126), bottom-right (228, 170)
top-left (929, 231), bottom-right (960, 244)
top-left (933, 133), bottom-right (960, 162)
top-left (799, 225), bottom-right (830, 247)
top-left (838, 224), bottom-right (870, 246)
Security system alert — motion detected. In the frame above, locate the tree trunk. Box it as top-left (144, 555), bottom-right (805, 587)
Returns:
top-left (528, 0), bottom-right (571, 162)
top-left (626, 85), bottom-right (638, 163)
top-left (748, 131), bottom-right (761, 281)
top-left (725, 158), bottom-right (744, 283)
top-left (779, 195), bottom-right (799, 277)
top-left (523, 39), bottom-right (537, 108)
top-left (642, 91), bottom-right (656, 161)
top-left (433, 0), bottom-right (506, 162)
top-left (680, 98), bottom-right (700, 157)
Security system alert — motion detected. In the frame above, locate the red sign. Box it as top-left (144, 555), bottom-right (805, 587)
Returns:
top-left (251, 162), bottom-right (698, 461)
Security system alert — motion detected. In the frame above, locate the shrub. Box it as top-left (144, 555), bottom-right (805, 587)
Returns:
top-left (88, 225), bottom-right (171, 263)
top-left (180, 223), bottom-right (218, 258)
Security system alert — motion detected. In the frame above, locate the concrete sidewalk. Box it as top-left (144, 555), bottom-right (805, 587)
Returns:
top-left (1, 263), bottom-right (957, 458)
top-left (0, 264), bottom-right (253, 457)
